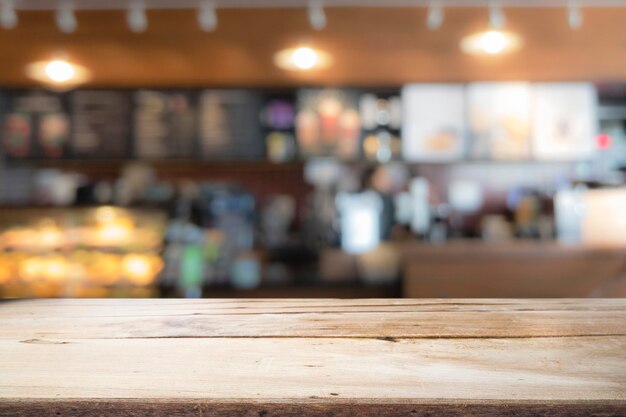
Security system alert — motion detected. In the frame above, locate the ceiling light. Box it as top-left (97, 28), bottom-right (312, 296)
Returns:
top-left (45, 60), bottom-right (74, 82)
top-left (488, 1), bottom-right (505, 29)
top-left (274, 46), bottom-right (331, 71)
top-left (127, 0), bottom-right (147, 33)
top-left (0, 0), bottom-right (17, 29)
top-left (25, 59), bottom-right (90, 90)
top-left (460, 30), bottom-right (521, 56)
top-left (56, 0), bottom-right (77, 33)
top-left (461, 1), bottom-right (520, 57)
top-left (568, 1), bottom-right (583, 30)
top-left (426, 1), bottom-right (444, 31)
top-left (198, 0), bottom-right (217, 32)
top-left (308, 0), bottom-right (326, 31)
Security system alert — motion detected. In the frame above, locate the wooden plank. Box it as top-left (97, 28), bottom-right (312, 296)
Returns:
top-left (1, 299), bottom-right (625, 339)
top-left (0, 299), bottom-right (625, 416)
top-left (1, 400), bottom-right (625, 417)
top-left (1, 337), bottom-right (625, 401)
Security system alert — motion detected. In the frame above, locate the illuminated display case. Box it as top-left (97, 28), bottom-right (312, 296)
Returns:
top-left (0, 206), bottom-right (167, 297)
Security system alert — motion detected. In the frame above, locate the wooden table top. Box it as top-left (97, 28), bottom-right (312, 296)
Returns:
top-left (0, 299), bottom-right (625, 416)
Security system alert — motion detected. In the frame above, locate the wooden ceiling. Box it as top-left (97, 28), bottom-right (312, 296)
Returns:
top-left (1, 7), bottom-right (626, 87)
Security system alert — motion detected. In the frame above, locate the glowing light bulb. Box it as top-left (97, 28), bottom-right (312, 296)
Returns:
top-left (460, 30), bottom-right (520, 56)
top-left (44, 60), bottom-right (75, 82)
top-left (26, 59), bottom-right (90, 89)
top-left (274, 46), bottom-right (330, 71)
top-left (292, 47), bottom-right (318, 70)
top-left (480, 30), bottom-right (507, 54)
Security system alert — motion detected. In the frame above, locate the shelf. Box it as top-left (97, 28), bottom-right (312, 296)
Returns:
top-left (5, 158), bottom-right (303, 171)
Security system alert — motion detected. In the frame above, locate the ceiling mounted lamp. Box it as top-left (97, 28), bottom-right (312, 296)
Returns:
top-left (568, 0), bottom-right (583, 30)
top-left (308, 0), bottom-right (326, 31)
top-left (198, 0), bottom-right (217, 32)
top-left (460, 1), bottom-right (521, 56)
top-left (127, 0), bottom-right (148, 33)
top-left (274, 46), bottom-right (331, 71)
top-left (0, 0), bottom-right (16, 29)
top-left (488, 0), bottom-right (505, 30)
top-left (56, 0), bottom-right (77, 33)
top-left (426, 1), bottom-right (444, 31)
top-left (26, 58), bottom-right (90, 91)
top-left (461, 30), bottom-right (521, 55)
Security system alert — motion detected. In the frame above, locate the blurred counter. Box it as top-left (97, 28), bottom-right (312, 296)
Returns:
top-left (2, 207), bottom-right (626, 299)
top-left (401, 241), bottom-right (626, 298)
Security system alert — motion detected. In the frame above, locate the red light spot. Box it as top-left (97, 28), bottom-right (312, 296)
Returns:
top-left (597, 134), bottom-right (613, 150)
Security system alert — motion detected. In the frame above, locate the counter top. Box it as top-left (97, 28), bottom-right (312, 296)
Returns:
top-left (1, 299), bottom-right (625, 416)
top-left (402, 243), bottom-right (626, 297)
top-left (401, 240), bottom-right (626, 256)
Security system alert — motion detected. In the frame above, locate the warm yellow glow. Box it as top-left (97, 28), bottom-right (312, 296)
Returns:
top-left (479, 31), bottom-right (507, 54)
top-left (0, 264), bottom-right (11, 284)
top-left (94, 207), bottom-right (118, 223)
top-left (20, 258), bottom-right (43, 282)
top-left (97, 218), bottom-right (133, 245)
top-left (460, 30), bottom-right (521, 56)
top-left (25, 58), bottom-right (90, 89)
top-left (45, 60), bottom-right (75, 82)
top-left (123, 255), bottom-right (150, 278)
top-left (44, 257), bottom-right (68, 282)
top-left (292, 47), bottom-right (318, 69)
top-left (122, 254), bottom-right (162, 285)
top-left (39, 226), bottom-right (63, 247)
top-left (274, 46), bottom-right (331, 71)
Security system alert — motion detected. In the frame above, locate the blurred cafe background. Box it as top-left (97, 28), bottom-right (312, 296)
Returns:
top-left (1, 0), bottom-right (626, 298)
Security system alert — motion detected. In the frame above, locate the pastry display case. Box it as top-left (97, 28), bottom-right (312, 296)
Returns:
top-left (0, 206), bottom-right (166, 297)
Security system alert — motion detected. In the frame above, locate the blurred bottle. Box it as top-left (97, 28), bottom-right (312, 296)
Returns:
top-left (336, 190), bottom-right (383, 254)
top-left (410, 177), bottom-right (431, 237)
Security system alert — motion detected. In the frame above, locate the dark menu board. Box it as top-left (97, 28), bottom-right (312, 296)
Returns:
top-left (71, 90), bottom-right (131, 158)
top-left (1, 91), bottom-right (70, 159)
top-left (261, 93), bottom-right (297, 163)
top-left (134, 90), bottom-right (196, 159)
top-left (198, 90), bottom-right (264, 160)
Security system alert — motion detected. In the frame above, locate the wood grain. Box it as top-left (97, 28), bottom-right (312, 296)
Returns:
top-left (2, 299), bottom-right (625, 339)
top-left (0, 299), bottom-right (625, 416)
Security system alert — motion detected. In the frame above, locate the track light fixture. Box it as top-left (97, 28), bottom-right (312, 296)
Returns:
top-left (426, 1), bottom-right (444, 31)
top-left (568, 0), bottom-right (583, 30)
top-left (461, 0), bottom-right (520, 56)
top-left (56, 0), bottom-right (77, 33)
top-left (127, 0), bottom-right (147, 33)
top-left (0, 0), bottom-right (17, 30)
top-left (488, 0), bottom-right (505, 29)
top-left (198, 0), bottom-right (217, 32)
top-left (308, 0), bottom-right (326, 31)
